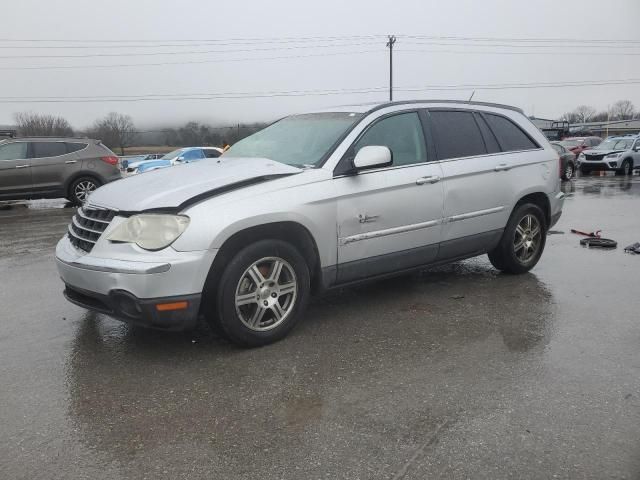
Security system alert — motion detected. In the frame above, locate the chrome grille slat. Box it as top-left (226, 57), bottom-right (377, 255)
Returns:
top-left (67, 205), bottom-right (116, 253)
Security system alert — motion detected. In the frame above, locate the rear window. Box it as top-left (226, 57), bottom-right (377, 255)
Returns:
top-left (65, 142), bottom-right (88, 153)
top-left (430, 110), bottom-right (487, 160)
top-left (32, 141), bottom-right (67, 158)
top-left (484, 114), bottom-right (538, 152)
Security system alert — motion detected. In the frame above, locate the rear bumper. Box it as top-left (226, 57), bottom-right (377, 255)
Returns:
top-left (549, 191), bottom-right (564, 228)
top-left (64, 284), bottom-right (201, 330)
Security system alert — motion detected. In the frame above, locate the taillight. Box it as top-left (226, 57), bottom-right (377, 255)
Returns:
top-left (101, 156), bottom-right (119, 166)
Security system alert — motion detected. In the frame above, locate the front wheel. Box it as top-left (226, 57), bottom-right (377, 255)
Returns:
top-left (211, 239), bottom-right (310, 347)
top-left (488, 203), bottom-right (547, 274)
top-left (617, 159), bottom-right (632, 176)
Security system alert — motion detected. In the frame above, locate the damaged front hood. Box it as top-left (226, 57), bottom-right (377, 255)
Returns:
top-left (88, 157), bottom-right (301, 212)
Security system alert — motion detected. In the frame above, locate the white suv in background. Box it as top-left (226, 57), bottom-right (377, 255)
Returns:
top-left (56, 100), bottom-right (564, 347)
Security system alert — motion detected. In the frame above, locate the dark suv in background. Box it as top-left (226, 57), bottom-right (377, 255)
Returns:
top-left (0, 137), bottom-right (121, 205)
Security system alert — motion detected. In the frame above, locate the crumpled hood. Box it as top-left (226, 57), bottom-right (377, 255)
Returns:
top-left (88, 157), bottom-right (301, 211)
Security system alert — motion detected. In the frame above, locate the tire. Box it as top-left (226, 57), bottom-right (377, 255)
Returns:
top-left (488, 203), bottom-right (547, 274)
top-left (562, 161), bottom-right (574, 181)
top-left (211, 239), bottom-right (310, 347)
top-left (618, 159), bottom-right (632, 176)
top-left (68, 176), bottom-right (101, 206)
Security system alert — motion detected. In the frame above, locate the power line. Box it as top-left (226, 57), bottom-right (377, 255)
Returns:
top-left (1, 33), bottom-right (638, 44)
top-left (0, 41), bottom-right (379, 59)
top-left (398, 48), bottom-right (640, 57)
top-left (0, 49), bottom-right (381, 71)
top-left (1, 79), bottom-right (638, 104)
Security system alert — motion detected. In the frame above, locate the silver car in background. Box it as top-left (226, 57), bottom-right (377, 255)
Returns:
top-left (55, 100), bottom-right (564, 347)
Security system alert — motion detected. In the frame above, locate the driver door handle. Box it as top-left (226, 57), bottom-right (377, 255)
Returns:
top-left (416, 175), bottom-right (440, 185)
top-left (15, 164), bottom-right (30, 169)
top-left (65, 160), bottom-right (77, 164)
top-left (494, 163), bottom-right (511, 172)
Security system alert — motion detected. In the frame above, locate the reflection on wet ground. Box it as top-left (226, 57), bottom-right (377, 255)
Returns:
top-left (1, 177), bottom-right (640, 479)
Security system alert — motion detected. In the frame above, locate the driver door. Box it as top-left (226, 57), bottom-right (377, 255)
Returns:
top-left (334, 111), bottom-right (444, 284)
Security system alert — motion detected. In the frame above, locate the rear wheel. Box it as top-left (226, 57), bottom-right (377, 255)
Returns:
top-left (488, 203), bottom-right (547, 274)
top-left (68, 176), bottom-right (101, 206)
top-left (562, 161), bottom-right (575, 181)
top-left (210, 239), bottom-right (310, 347)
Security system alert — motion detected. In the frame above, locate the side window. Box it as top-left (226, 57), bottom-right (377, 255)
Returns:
top-left (65, 142), bottom-right (88, 153)
top-left (31, 141), bottom-right (67, 159)
top-left (0, 142), bottom-right (28, 160)
top-left (429, 110), bottom-right (487, 160)
top-left (182, 149), bottom-right (204, 161)
top-left (204, 149), bottom-right (221, 158)
top-left (354, 112), bottom-right (426, 167)
top-left (484, 114), bottom-right (538, 152)
top-left (474, 114), bottom-right (501, 153)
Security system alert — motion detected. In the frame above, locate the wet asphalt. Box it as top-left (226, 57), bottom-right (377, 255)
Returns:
top-left (1, 175), bottom-right (639, 480)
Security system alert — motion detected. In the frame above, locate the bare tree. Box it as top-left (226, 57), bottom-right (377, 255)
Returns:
top-left (88, 112), bottom-right (136, 154)
top-left (14, 111), bottom-right (74, 136)
top-left (573, 105), bottom-right (596, 123)
top-left (559, 111), bottom-right (579, 124)
top-left (610, 100), bottom-right (635, 120)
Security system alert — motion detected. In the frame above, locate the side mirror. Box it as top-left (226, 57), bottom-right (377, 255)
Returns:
top-left (352, 146), bottom-right (392, 171)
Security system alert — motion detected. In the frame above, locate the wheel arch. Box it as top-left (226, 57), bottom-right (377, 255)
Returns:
top-left (202, 221), bottom-right (324, 309)
top-left (513, 191), bottom-right (551, 227)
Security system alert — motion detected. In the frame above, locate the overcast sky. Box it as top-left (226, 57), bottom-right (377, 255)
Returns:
top-left (2, 0), bottom-right (639, 129)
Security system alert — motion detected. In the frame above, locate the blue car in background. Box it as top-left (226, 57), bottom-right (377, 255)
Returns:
top-left (126, 147), bottom-right (223, 174)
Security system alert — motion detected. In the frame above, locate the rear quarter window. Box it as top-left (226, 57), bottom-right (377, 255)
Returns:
top-left (483, 114), bottom-right (538, 152)
top-left (65, 142), bottom-right (88, 153)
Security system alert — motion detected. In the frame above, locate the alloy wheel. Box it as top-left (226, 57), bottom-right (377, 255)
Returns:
top-left (235, 257), bottom-right (298, 331)
top-left (513, 214), bottom-right (542, 263)
top-left (74, 180), bottom-right (97, 203)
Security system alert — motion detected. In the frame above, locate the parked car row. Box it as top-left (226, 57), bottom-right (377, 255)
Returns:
top-left (124, 147), bottom-right (223, 174)
top-left (575, 134), bottom-right (640, 175)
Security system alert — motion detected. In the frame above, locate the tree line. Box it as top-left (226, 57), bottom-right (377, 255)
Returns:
top-left (12, 111), bottom-right (267, 155)
top-left (559, 99), bottom-right (638, 124)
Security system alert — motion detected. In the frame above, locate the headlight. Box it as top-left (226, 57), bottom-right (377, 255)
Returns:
top-left (107, 214), bottom-right (190, 250)
top-left (578, 153), bottom-right (585, 159)
top-left (605, 153), bottom-right (621, 159)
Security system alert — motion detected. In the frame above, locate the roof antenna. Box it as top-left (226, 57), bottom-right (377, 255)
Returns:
top-left (468, 90), bottom-right (475, 102)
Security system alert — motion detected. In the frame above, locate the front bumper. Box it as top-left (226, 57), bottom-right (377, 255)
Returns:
top-left (64, 284), bottom-right (201, 330)
top-left (55, 235), bottom-right (216, 330)
top-left (578, 159), bottom-right (620, 171)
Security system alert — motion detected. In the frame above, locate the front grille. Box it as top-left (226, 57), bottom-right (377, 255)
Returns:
top-left (585, 154), bottom-right (605, 161)
top-left (67, 206), bottom-right (116, 253)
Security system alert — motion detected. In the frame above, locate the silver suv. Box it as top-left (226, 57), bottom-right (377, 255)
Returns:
top-left (0, 137), bottom-right (121, 205)
top-left (577, 134), bottom-right (640, 175)
top-left (55, 100), bottom-right (565, 347)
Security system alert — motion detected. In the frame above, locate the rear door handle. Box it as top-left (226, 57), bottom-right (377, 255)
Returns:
top-left (15, 165), bottom-right (30, 169)
top-left (65, 160), bottom-right (77, 164)
top-left (416, 175), bottom-right (441, 185)
top-left (494, 163), bottom-right (511, 172)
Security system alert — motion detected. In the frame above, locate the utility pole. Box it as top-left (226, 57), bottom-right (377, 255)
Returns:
top-left (386, 35), bottom-right (396, 102)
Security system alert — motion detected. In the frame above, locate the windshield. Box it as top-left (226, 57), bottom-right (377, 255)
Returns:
top-left (161, 148), bottom-right (186, 160)
top-left (224, 112), bottom-right (363, 167)
top-left (595, 138), bottom-right (633, 151)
